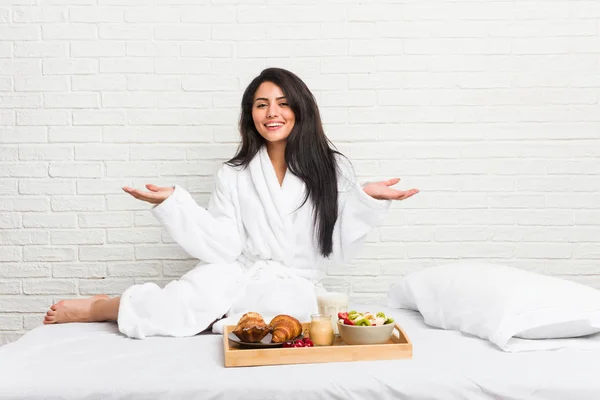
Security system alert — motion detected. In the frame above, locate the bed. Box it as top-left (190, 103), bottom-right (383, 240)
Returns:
top-left (1, 305), bottom-right (598, 400)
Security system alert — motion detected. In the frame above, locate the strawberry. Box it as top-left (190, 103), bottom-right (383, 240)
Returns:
top-left (338, 312), bottom-right (349, 320)
top-left (343, 317), bottom-right (355, 325)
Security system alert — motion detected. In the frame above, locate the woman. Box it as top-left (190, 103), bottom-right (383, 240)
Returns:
top-left (43, 68), bottom-right (419, 339)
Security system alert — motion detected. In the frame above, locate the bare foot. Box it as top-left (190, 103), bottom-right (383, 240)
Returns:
top-left (44, 294), bottom-right (111, 324)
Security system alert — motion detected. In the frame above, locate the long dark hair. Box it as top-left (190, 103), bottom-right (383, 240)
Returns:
top-left (227, 68), bottom-right (340, 257)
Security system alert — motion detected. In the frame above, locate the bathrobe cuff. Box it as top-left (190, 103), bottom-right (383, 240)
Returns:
top-left (150, 184), bottom-right (184, 223)
top-left (147, 177), bottom-right (243, 263)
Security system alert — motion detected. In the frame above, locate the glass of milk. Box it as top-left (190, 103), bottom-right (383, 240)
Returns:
top-left (315, 278), bottom-right (350, 335)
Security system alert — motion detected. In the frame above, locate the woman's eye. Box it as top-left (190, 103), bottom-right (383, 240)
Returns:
top-left (279, 102), bottom-right (288, 107)
top-left (256, 104), bottom-right (266, 108)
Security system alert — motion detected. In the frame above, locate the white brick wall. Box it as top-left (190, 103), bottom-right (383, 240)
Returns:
top-left (1, 0), bottom-right (600, 345)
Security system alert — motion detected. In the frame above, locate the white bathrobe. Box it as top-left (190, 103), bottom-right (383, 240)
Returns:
top-left (117, 146), bottom-right (391, 339)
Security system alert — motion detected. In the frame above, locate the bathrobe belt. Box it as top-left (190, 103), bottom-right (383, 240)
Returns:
top-left (242, 259), bottom-right (324, 283)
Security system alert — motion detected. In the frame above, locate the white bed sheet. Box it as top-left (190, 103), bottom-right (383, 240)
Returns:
top-left (1, 305), bottom-right (599, 400)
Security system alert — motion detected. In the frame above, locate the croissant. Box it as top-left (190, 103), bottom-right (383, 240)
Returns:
top-left (232, 312), bottom-right (270, 343)
top-left (269, 315), bottom-right (303, 343)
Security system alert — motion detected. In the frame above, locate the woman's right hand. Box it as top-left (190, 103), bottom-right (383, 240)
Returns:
top-left (122, 184), bottom-right (174, 205)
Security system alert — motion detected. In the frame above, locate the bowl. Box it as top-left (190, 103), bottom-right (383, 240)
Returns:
top-left (337, 321), bottom-right (395, 345)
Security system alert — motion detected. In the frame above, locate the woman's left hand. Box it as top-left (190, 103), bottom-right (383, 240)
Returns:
top-left (363, 178), bottom-right (419, 201)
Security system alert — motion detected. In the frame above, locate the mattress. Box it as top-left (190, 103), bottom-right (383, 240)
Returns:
top-left (1, 305), bottom-right (598, 400)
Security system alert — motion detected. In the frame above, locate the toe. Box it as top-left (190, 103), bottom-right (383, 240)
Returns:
top-left (50, 300), bottom-right (64, 311)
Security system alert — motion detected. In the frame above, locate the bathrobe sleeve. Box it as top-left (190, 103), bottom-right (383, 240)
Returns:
top-left (330, 156), bottom-right (392, 263)
top-left (151, 164), bottom-right (244, 264)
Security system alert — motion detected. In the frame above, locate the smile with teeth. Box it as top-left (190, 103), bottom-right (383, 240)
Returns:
top-left (265, 122), bottom-right (285, 130)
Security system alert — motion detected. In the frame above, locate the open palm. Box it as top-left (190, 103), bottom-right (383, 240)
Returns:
top-left (122, 184), bottom-right (174, 204)
top-left (363, 178), bottom-right (419, 201)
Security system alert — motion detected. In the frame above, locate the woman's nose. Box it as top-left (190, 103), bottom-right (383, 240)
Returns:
top-left (267, 104), bottom-right (278, 118)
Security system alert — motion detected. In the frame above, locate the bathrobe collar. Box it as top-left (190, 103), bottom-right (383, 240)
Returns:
top-left (248, 145), bottom-right (306, 263)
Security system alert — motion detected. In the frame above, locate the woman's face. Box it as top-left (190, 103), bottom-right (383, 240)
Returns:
top-left (252, 81), bottom-right (295, 144)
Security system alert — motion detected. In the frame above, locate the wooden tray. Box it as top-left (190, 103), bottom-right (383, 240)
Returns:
top-left (223, 322), bottom-right (412, 368)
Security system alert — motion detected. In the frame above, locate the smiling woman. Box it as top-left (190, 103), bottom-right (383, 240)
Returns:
top-left (252, 82), bottom-right (296, 150)
top-left (43, 67), bottom-right (419, 341)
top-left (230, 68), bottom-right (345, 258)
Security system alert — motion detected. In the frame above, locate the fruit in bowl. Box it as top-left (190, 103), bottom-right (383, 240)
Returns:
top-left (338, 311), bottom-right (394, 327)
top-left (337, 311), bottom-right (396, 345)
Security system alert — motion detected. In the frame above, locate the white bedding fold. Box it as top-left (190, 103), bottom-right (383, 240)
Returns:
top-left (1, 306), bottom-right (598, 400)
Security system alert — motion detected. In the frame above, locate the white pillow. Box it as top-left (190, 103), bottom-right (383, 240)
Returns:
top-left (387, 262), bottom-right (600, 352)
